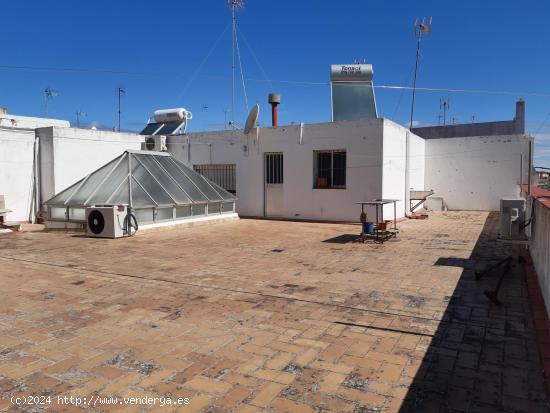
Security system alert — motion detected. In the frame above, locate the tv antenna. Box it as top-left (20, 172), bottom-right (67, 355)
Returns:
top-left (409, 16), bottom-right (432, 130)
top-left (117, 87), bottom-right (125, 132)
top-left (229, 0), bottom-right (246, 127)
top-left (439, 97), bottom-right (450, 126)
top-left (43, 87), bottom-right (58, 117)
top-left (223, 108), bottom-right (231, 129)
top-left (76, 110), bottom-right (87, 128)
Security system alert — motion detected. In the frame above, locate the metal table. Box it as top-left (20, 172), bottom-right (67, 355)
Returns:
top-left (356, 199), bottom-right (399, 243)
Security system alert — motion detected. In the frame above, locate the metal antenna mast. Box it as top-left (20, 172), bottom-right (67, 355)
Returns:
top-left (229, 0), bottom-right (244, 128)
top-left (409, 17), bottom-right (432, 130)
top-left (76, 110), bottom-right (87, 128)
top-left (439, 97), bottom-right (450, 126)
top-left (43, 87), bottom-right (58, 117)
top-left (117, 87), bottom-right (125, 132)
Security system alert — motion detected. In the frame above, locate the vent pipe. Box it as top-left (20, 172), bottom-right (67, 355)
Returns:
top-left (268, 93), bottom-right (281, 127)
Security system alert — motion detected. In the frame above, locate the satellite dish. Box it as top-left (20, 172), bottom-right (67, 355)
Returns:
top-left (244, 104), bottom-right (259, 135)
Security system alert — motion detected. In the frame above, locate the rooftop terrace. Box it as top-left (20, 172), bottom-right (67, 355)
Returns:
top-left (0, 213), bottom-right (548, 412)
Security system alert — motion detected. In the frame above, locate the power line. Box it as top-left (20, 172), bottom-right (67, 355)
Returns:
top-left (2, 63), bottom-right (550, 97)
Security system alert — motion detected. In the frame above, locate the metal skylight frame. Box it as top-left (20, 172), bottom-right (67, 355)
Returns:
top-left (44, 151), bottom-right (236, 213)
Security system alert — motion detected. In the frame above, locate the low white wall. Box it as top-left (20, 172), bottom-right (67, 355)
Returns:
top-left (0, 128), bottom-right (36, 221)
top-left (424, 135), bottom-right (530, 210)
top-left (37, 127), bottom-right (144, 204)
top-left (531, 200), bottom-right (550, 318)
top-left (169, 119), bottom-right (385, 221)
top-left (381, 120), bottom-right (425, 219)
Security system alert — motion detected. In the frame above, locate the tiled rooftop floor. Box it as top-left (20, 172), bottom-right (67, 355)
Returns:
top-left (0, 212), bottom-right (548, 412)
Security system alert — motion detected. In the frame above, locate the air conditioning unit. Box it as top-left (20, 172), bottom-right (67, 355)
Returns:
top-left (500, 198), bottom-right (525, 239)
top-left (86, 206), bottom-right (127, 238)
top-left (141, 135), bottom-right (167, 152)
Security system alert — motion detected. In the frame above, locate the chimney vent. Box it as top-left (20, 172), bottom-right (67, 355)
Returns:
top-left (268, 93), bottom-right (281, 127)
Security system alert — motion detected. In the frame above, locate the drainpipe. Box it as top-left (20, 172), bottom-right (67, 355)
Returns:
top-left (404, 131), bottom-right (410, 217)
top-left (33, 135), bottom-right (41, 223)
top-left (527, 138), bottom-right (533, 195)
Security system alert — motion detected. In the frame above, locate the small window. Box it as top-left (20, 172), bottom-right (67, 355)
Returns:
top-left (265, 153), bottom-right (283, 184)
top-left (314, 150), bottom-right (346, 188)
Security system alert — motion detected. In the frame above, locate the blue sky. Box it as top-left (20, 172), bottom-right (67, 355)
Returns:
top-left (1, 0), bottom-right (549, 166)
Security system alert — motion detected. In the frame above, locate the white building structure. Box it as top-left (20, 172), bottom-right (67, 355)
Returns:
top-left (167, 100), bottom-right (530, 222)
top-left (0, 111), bottom-right (70, 222)
top-left (167, 118), bottom-right (424, 222)
top-left (0, 109), bottom-right (143, 222)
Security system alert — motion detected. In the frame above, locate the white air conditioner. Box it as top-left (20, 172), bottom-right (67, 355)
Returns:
top-left (86, 206), bottom-right (127, 238)
top-left (141, 135), bottom-right (167, 152)
top-left (500, 198), bottom-right (525, 239)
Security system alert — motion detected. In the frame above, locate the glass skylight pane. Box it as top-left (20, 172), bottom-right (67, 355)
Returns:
top-left (206, 179), bottom-right (237, 201)
top-left (45, 179), bottom-right (83, 205)
top-left (170, 158), bottom-right (224, 201)
top-left (131, 163), bottom-right (174, 206)
top-left (134, 208), bottom-right (154, 224)
top-left (187, 173), bottom-right (224, 201)
top-left (173, 158), bottom-right (236, 201)
top-left (68, 158), bottom-right (120, 205)
top-left (155, 157), bottom-right (208, 203)
top-left (131, 177), bottom-right (156, 207)
top-left (134, 154), bottom-right (192, 205)
top-left (107, 177), bottom-right (130, 205)
top-left (87, 159), bottom-right (129, 205)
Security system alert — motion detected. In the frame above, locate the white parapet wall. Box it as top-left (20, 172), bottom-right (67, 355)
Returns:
top-left (0, 123), bottom-right (144, 223)
top-left (531, 199), bottom-right (550, 318)
top-left (0, 128), bottom-right (36, 221)
top-left (382, 120), bottom-right (425, 219)
top-left (0, 115), bottom-right (71, 222)
top-left (424, 135), bottom-right (531, 210)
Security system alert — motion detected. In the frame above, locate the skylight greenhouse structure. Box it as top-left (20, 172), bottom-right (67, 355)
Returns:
top-left (44, 150), bottom-right (237, 227)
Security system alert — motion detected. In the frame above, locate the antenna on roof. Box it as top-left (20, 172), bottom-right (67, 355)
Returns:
top-left (76, 110), bottom-right (87, 128)
top-left (117, 87), bottom-right (125, 132)
top-left (44, 87), bottom-right (58, 117)
top-left (409, 16), bottom-right (433, 130)
top-left (229, 0), bottom-right (245, 128)
top-left (439, 97), bottom-right (450, 126)
top-left (224, 108), bottom-right (231, 130)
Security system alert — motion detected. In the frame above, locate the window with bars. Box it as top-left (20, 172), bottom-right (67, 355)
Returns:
top-left (314, 150), bottom-right (346, 188)
top-left (265, 153), bottom-right (284, 184)
top-left (193, 164), bottom-right (236, 194)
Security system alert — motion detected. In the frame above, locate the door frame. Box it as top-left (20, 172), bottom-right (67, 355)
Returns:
top-left (263, 152), bottom-right (284, 217)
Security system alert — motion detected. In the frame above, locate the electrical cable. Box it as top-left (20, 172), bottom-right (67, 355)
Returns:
top-left (178, 24), bottom-right (231, 99)
top-left (234, 27), bottom-right (249, 113)
top-left (123, 211), bottom-right (138, 236)
top-left (236, 24), bottom-right (275, 92)
top-left (2, 63), bottom-right (550, 97)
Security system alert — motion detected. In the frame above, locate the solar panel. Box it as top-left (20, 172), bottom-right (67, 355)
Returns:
top-left (139, 122), bottom-right (163, 136)
top-left (155, 121), bottom-right (185, 136)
